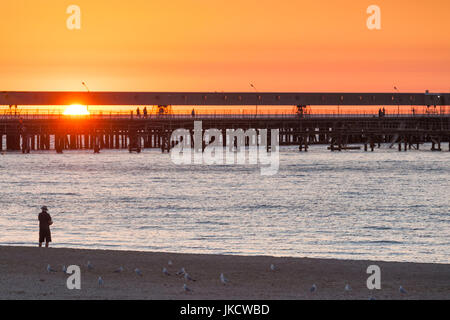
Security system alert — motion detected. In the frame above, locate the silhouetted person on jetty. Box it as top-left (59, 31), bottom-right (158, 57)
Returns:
top-left (143, 107), bottom-right (148, 118)
top-left (38, 206), bottom-right (53, 248)
top-left (136, 107), bottom-right (141, 118)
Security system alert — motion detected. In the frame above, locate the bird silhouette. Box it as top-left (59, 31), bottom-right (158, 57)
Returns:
top-left (46, 264), bottom-right (57, 273)
top-left (183, 283), bottom-right (192, 292)
top-left (135, 268), bottom-right (143, 276)
top-left (220, 273), bottom-right (229, 284)
top-left (113, 266), bottom-right (124, 273)
top-left (184, 273), bottom-right (196, 282)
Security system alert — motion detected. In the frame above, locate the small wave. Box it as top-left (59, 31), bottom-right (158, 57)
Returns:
top-left (45, 192), bottom-right (80, 196)
top-left (368, 240), bottom-right (403, 244)
top-left (192, 236), bottom-right (216, 240)
top-left (196, 220), bottom-right (229, 226)
top-left (363, 226), bottom-right (392, 231)
top-left (136, 225), bottom-right (159, 230)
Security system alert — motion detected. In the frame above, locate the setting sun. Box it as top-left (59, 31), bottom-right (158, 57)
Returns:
top-left (63, 104), bottom-right (90, 115)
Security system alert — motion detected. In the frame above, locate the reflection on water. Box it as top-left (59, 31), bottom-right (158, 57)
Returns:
top-left (0, 144), bottom-right (448, 263)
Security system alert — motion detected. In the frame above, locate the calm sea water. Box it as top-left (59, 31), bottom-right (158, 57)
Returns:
top-left (0, 144), bottom-right (448, 263)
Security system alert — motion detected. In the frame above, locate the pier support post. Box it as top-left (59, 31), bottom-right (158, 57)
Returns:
top-left (7, 134), bottom-right (21, 151)
top-left (266, 130), bottom-right (271, 152)
top-left (93, 135), bottom-right (101, 153)
top-left (21, 135), bottom-right (30, 153)
top-left (31, 135), bottom-right (35, 150)
top-left (55, 135), bottom-right (63, 153)
top-left (431, 137), bottom-right (441, 151)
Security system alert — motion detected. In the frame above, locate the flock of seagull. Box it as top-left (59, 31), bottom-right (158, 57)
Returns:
top-left (46, 260), bottom-right (230, 294)
top-left (46, 261), bottom-right (408, 298)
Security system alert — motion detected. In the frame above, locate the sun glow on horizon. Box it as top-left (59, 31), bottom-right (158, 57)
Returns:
top-left (63, 104), bottom-right (90, 115)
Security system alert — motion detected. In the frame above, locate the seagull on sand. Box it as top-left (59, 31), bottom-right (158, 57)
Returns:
top-left (345, 284), bottom-right (351, 291)
top-left (113, 266), bottom-right (124, 273)
top-left (135, 268), bottom-right (143, 276)
top-left (62, 265), bottom-right (68, 274)
top-left (184, 273), bottom-right (196, 282)
top-left (98, 276), bottom-right (104, 286)
top-left (176, 267), bottom-right (186, 276)
top-left (399, 286), bottom-right (407, 294)
top-left (47, 264), bottom-right (57, 273)
top-left (183, 283), bottom-right (192, 292)
top-left (310, 284), bottom-right (317, 293)
top-left (162, 267), bottom-right (170, 276)
top-left (220, 273), bottom-right (229, 285)
top-left (270, 264), bottom-right (277, 271)
top-left (87, 261), bottom-right (93, 270)
top-left (168, 260), bottom-right (173, 266)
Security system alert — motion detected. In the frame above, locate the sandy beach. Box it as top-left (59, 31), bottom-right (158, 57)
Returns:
top-left (0, 245), bottom-right (448, 300)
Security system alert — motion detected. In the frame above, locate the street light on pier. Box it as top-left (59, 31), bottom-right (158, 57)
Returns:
top-left (82, 81), bottom-right (90, 112)
top-left (394, 86), bottom-right (400, 115)
top-left (250, 83), bottom-right (258, 117)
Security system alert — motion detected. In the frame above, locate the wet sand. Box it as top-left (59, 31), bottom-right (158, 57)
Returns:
top-left (0, 246), bottom-right (448, 300)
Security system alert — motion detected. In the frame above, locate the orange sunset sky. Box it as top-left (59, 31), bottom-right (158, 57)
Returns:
top-left (0, 0), bottom-right (449, 95)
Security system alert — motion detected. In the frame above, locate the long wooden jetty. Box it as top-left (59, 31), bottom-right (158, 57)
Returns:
top-left (0, 91), bottom-right (449, 153)
top-left (1, 91), bottom-right (449, 106)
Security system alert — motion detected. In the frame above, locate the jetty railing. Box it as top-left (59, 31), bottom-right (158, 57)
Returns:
top-left (1, 107), bottom-right (449, 120)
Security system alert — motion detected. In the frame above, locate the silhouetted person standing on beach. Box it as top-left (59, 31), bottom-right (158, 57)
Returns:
top-left (38, 206), bottom-right (53, 248)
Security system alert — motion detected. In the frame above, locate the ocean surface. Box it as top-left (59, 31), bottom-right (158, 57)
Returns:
top-left (0, 144), bottom-right (448, 263)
